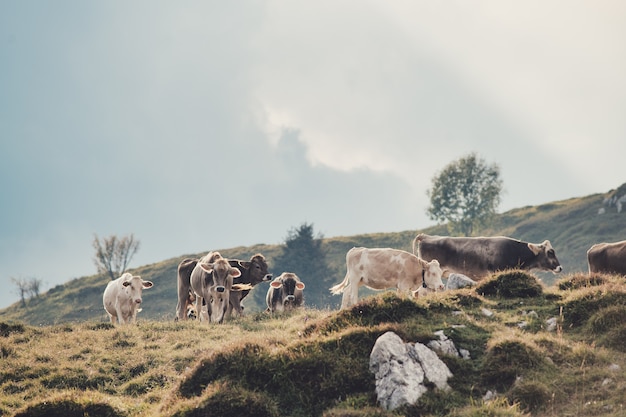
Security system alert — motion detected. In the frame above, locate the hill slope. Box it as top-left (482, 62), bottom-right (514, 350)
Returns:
top-left (1, 183), bottom-right (625, 325)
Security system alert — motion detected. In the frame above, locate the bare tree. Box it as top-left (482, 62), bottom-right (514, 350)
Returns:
top-left (93, 234), bottom-right (141, 280)
top-left (11, 277), bottom-right (29, 307)
top-left (27, 277), bottom-right (43, 298)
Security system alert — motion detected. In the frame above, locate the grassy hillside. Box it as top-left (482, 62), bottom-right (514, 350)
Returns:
top-left (2, 271), bottom-right (626, 416)
top-left (1, 183), bottom-right (625, 325)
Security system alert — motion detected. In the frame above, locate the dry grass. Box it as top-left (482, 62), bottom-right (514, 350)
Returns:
top-left (3, 272), bottom-right (626, 417)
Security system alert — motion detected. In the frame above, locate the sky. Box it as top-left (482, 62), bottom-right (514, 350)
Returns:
top-left (1, 1), bottom-right (625, 309)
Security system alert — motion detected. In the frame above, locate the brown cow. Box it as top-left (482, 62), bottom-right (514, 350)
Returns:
top-left (189, 253), bottom-right (241, 324)
top-left (266, 272), bottom-right (305, 313)
top-left (414, 233), bottom-right (563, 280)
top-left (330, 247), bottom-right (445, 309)
top-left (587, 240), bottom-right (626, 275)
top-left (176, 252), bottom-right (272, 321)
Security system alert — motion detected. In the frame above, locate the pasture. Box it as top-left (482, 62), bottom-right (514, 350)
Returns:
top-left (2, 270), bottom-right (626, 417)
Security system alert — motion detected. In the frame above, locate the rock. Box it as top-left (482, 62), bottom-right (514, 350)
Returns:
top-left (370, 331), bottom-right (453, 410)
top-left (546, 317), bottom-right (558, 332)
top-left (446, 273), bottom-right (477, 290)
top-left (481, 308), bottom-right (494, 317)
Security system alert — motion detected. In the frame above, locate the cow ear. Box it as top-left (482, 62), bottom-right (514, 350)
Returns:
top-left (142, 280), bottom-right (154, 289)
top-left (270, 280), bottom-right (283, 289)
top-left (199, 263), bottom-right (214, 273)
top-left (528, 243), bottom-right (542, 256)
top-left (296, 282), bottom-right (305, 290)
top-left (230, 268), bottom-right (241, 278)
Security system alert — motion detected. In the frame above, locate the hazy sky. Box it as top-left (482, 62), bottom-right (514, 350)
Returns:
top-left (1, 1), bottom-right (625, 309)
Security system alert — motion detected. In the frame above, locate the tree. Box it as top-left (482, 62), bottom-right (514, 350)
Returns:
top-left (11, 276), bottom-right (43, 307)
top-left (93, 233), bottom-right (140, 280)
top-left (254, 222), bottom-right (332, 309)
top-left (426, 153), bottom-right (503, 236)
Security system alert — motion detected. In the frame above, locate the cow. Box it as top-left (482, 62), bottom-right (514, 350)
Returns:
top-left (103, 272), bottom-right (154, 325)
top-left (413, 233), bottom-right (563, 280)
top-left (587, 240), bottom-right (626, 275)
top-left (329, 247), bottom-right (445, 310)
top-left (266, 272), bottom-right (306, 313)
top-left (226, 254), bottom-right (273, 318)
top-left (176, 252), bottom-right (272, 321)
top-left (188, 253), bottom-right (242, 324)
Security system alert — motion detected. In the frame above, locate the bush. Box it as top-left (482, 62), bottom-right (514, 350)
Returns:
top-left (476, 271), bottom-right (543, 298)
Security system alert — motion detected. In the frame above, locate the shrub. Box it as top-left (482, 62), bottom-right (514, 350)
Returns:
top-left (476, 271), bottom-right (543, 298)
top-left (0, 322), bottom-right (25, 337)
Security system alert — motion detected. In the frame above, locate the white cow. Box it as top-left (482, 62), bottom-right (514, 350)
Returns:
top-left (330, 247), bottom-right (445, 309)
top-left (103, 272), bottom-right (154, 324)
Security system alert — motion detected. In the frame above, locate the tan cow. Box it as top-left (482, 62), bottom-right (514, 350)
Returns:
top-left (329, 247), bottom-right (445, 309)
top-left (587, 240), bottom-right (626, 275)
top-left (103, 272), bottom-right (154, 324)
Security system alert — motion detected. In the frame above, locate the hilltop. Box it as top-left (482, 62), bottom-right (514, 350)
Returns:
top-left (1, 183), bottom-right (625, 325)
top-left (1, 183), bottom-right (626, 417)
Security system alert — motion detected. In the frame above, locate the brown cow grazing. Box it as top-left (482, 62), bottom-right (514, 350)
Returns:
top-left (176, 252), bottom-right (272, 321)
top-left (330, 247), bottom-right (445, 309)
top-left (587, 240), bottom-right (626, 275)
top-left (189, 252), bottom-right (241, 324)
top-left (266, 272), bottom-right (305, 313)
top-left (413, 233), bottom-right (563, 280)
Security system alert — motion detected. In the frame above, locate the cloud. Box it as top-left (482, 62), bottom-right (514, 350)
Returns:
top-left (1, 1), bottom-right (625, 308)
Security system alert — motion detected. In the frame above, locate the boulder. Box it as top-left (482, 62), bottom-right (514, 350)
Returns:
top-left (446, 273), bottom-right (476, 290)
top-left (370, 331), bottom-right (453, 410)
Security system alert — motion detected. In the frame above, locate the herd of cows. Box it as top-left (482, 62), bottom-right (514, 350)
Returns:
top-left (102, 234), bottom-right (626, 325)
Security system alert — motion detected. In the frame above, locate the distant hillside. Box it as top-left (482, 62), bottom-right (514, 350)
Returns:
top-left (2, 183), bottom-right (625, 325)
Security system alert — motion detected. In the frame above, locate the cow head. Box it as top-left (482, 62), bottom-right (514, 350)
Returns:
top-left (270, 273), bottom-right (305, 305)
top-left (418, 259), bottom-right (445, 291)
top-left (199, 258), bottom-right (241, 293)
top-left (237, 254), bottom-right (273, 285)
top-left (121, 274), bottom-right (154, 305)
top-left (527, 240), bottom-right (563, 274)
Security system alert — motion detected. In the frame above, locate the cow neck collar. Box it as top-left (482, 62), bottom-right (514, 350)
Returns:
top-left (422, 270), bottom-right (427, 288)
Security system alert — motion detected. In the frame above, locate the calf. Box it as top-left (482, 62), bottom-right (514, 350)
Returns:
top-left (266, 272), bottom-right (305, 313)
top-left (330, 247), bottom-right (445, 309)
top-left (414, 233), bottom-right (563, 280)
top-left (103, 272), bottom-right (154, 324)
top-left (587, 240), bottom-right (626, 275)
top-left (189, 253), bottom-right (241, 323)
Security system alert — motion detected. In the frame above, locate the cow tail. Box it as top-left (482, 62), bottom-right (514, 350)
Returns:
top-left (412, 233), bottom-right (425, 255)
top-left (329, 275), bottom-right (349, 295)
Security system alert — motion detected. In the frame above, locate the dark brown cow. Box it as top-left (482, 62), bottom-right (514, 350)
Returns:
top-left (266, 272), bottom-right (305, 313)
top-left (413, 233), bottom-right (563, 280)
top-left (587, 240), bottom-right (626, 275)
top-left (226, 254), bottom-right (272, 318)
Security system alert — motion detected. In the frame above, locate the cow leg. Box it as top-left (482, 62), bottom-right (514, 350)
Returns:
top-left (195, 296), bottom-right (205, 322)
top-left (341, 280), bottom-right (358, 309)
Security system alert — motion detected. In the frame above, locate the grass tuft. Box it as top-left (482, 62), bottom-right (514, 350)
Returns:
top-left (475, 271), bottom-right (543, 298)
